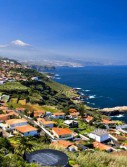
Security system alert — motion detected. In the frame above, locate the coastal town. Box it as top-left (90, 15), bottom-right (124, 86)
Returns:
top-left (0, 58), bottom-right (127, 166)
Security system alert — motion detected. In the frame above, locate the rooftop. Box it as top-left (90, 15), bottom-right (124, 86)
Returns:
top-left (34, 110), bottom-right (45, 117)
top-left (102, 119), bottom-right (116, 124)
top-left (86, 116), bottom-right (93, 121)
top-left (37, 118), bottom-right (55, 125)
top-left (15, 125), bottom-right (37, 133)
top-left (91, 129), bottom-right (108, 136)
top-left (52, 127), bottom-right (72, 136)
top-left (0, 114), bottom-right (9, 120)
top-left (6, 118), bottom-right (27, 125)
top-left (93, 142), bottom-right (113, 151)
top-left (52, 140), bottom-right (73, 148)
top-left (64, 120), bottom-right (78, 125)
top-left (69, 108), bottom-right (78, 113)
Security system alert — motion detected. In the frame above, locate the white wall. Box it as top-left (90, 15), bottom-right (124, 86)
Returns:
top-left (89, 133), bottom-right (109, 142)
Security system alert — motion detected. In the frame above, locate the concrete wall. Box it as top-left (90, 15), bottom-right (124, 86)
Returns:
top-left (89, 133), bottom-right (109, 142)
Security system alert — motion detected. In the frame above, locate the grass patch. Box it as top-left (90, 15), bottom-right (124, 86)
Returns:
top-left (0, 82), bottom-right (28, 92)
top-left (18, 99), bottom-right (26, 105)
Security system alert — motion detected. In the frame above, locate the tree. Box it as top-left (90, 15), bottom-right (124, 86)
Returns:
top-left (0, 110), bottom-right (4, 114)
top-left (14, 137), bottom-right (33, 157)
top-left (78, 104), bottom-right (85, 119)
top-left (39, 133), bottom-right (51, 144)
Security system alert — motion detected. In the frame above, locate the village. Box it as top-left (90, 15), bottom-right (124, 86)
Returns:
top-left (1, 103), bottom-right (127, 153)
top-left (0, 58), bottom-right (127, 166)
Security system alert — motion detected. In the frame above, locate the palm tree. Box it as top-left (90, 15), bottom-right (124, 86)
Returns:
top-left (14, 137), bottom-right (33, 157)
top-left (78, 104), bottom-right (85, 119)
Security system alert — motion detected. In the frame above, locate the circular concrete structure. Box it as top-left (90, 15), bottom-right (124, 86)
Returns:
top-left (25, 149), bottom-right (68, 166)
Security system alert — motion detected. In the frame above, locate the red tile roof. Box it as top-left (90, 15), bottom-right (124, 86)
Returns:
top-left (93, 141), bottom-right (113, 151)
top-left (0, 114), bottom-right (9, 121)
top-left (69, 108), bottom-right (78, 113)
top-left (52, 127), bottom-right (72, 136)
top-left (37, 118), bottom-right (55, 125)
top-left (102, 119), bottom-right (116, 124)
top-left (6, 118), bottom-right (27, 125)
top-left (34, 110), bottom-right (45, 117)
top-left (52, 140), bottom-right (73, 148)
top-left (86, 116), bottom-right (93, 121)
top-left (15, 125), bottom-right (37, 133)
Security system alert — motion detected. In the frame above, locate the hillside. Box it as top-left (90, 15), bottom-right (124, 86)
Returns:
top-left (0, 67), bottom-right (79, 110)
top-left (0, 58), bottom-right (121, 167)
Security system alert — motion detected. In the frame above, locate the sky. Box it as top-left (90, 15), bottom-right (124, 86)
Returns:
top-left (0, 0), bottom-right (127, 64)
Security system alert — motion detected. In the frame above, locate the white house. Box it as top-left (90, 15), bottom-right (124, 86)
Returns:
top-left (50, 112), bottom-right (65, 119)
top-left (15, 125), bottom-right (38, 136)
top-left (6, 119), bottom-right (28, 129)
top-left (89, 129), bottom-right (109, 142)
top-left (64, 120), bottom-right (78, 128)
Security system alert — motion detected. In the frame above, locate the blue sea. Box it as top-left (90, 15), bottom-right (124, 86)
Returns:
top-left (50, 66), bottom-right (127, 108)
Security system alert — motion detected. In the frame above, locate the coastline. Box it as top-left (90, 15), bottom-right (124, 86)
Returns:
top-left (101, 106), bottom-right (127, 116)
top-left (44, 67), bottom-right (127, 119)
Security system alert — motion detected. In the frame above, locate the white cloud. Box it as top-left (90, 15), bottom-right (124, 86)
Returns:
top-left (0, 40), bottom-right (31, 48)
top-left (11, 40), bottom-right (30, 47)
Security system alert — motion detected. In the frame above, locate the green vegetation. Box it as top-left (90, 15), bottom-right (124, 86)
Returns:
top-left (0, 82), bottom-right (28, 93)
top-left (0, 68), bottom-right (78, 109)
top-left (0, 136), bottom-right (126, 167)
top-left (0, 61), bottom-right (123, 167)
top-left (44, 79), bottom-right (77, 99)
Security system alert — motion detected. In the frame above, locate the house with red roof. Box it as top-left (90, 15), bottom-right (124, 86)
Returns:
top-left (0, 114), bottom-right (9, 122)
top-left (15, 125), bottom-right (38, 136)
top-left (52, 127), bottom-right (73, 140)
top-left (37, 118), bottom-right (55, 128)
top-left (52, 140), bottom-right (78, 151)
top-left (6, 118), bottom-right (27, 129)
top-left (93, 141), bottom-right (114, 152)
top-left (34, 110), bottom-right (45, 118)
top-left (86, 116), bottom-right (94, 123)
top-left (101, 119), bottom-right (117, 129)
top-left (0, 112), bottom-right (18, 122)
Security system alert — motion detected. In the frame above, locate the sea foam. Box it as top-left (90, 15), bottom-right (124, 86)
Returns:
top-left (85, 90), bottom-right (90, 92)
top-left (111, 114), bottom-right (124, 118)
top-left (89, 95), bottom-right (96, 99)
